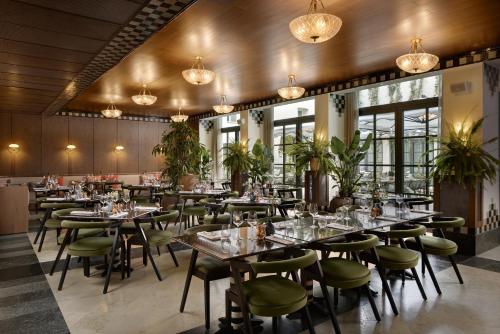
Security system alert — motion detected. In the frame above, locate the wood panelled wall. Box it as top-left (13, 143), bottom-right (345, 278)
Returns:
top-left (0, 113), bottom-right (170, 176)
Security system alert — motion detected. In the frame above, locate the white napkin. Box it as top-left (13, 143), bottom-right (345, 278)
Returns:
top-left (376, 216), bottom-right (400, 222)
top-left (197, 231), bottom-right (221, 241)
top-left (109, 212), bottom-right (128, 218)
top-left (70, 211), bottom-right (95, 216)
top-left (135, 206), bottom-right (158, 211)
top-left (265, 234), bottom-right (295, 245)
top-left (46, 197), bottom-right (66, 201)
top-left (326, 222), bottom-right (355, 231)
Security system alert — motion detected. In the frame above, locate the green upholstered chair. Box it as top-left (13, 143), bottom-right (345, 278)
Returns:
top-left (314, 234), bottom-right (381, 321)
top-left (366, 224), bottom-right (427, 315)
top-left (405, 216), bottom-right (465, 293)
top-left (179, 194), bottom-right (208, 233)
top-left (125, 211), bottom-right (179, 279)
top-left (35, 203), bottom-right (88, 252)
top-left (226, 204), bottom-right (268, 220)
top-left (199, 198), bottom-right (231, 224)
top-left (57, 220), bottom-right (119, 291)
top-left (180, 224), bottom-right (231, 330)
top-left (229, 249), bottom-right (340, 334)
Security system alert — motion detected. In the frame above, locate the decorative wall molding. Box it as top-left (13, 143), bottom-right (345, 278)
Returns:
top-left (249, 109), bottom-right (264, 126)
top-left (56, 111), bottom-right (170, 123)
top-left (44, 0), bottom-right (196, 115)
top-left (331, 94), bottom-right (345, 116)
top-left (196, 46), bottom-right (499, 120)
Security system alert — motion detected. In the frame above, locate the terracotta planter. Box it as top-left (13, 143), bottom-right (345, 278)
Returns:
top-left (310, 158), bottom-right (319, 173)
top-left (231, 171), bottom-right (243, 196)
top-left (180, 174), bottom-right (198, 191)
top-left (329, 196), bottom-right (353, 211)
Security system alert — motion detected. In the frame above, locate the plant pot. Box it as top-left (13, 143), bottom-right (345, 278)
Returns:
top-left (231, 171), bottom-right (243, 196)
top-left (329, 196), bottom-right (353, 211)
top-left (180, 174), bottom-right (198, 191)
top-left (310, 158), bottom-right (319, 173)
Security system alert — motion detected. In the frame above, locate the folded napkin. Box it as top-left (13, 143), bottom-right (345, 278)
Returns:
top-left (109, 212), bottom-right (128, 218)
top-left (70, 210), bottom-right (95, 216)
top-left (411, 209), bottom-right (434, 214)
top-left (135, 206), bottom-right (158, 211)
top-left (75, 198), bottom-right (90, 201)
top-left (273, 222), bottom-right (287, 229)
top-left (265, 234), bottom-right (295, 245)
top-left (46, 197), bottom-right (66, 201)
top-left (197, 231), bottom-right (221, 241)
top-left (326, 222), bottom-right (355, 231)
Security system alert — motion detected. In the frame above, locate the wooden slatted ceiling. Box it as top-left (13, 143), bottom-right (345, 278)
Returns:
top-left (0, 0), bottom-right (146, 114)
top-left (65, 0), bottom-right (500, 118)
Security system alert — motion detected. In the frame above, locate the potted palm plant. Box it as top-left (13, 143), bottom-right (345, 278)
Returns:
top-left (330, 130), bottom-right (373, 210)
top-left (430, 117), bottom-right (499, 254)
top-left (152, 122), bottom-right (201, 189)
top-left (222, 141), bottom-right (251, 195)
top-left (289, 134), bottom-right (333, 175)
top-left (248, 139), bottom-right (273, 185)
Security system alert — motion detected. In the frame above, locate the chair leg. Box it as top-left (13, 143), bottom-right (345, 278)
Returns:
top-left (83, 257), bottom-right (90, 277)
top-left (377, 267), bottom-right (398, 315)
top-left (204, 279), bottom-right (210, 330)
top-left (225, 289), bottom-right (232, 330)
top-left (422, 259), bottom-right (426, 276)
top-left (272, 316), bottom-right (278, 333)
top-left (364, 284), bottom-right (381, 322)
top-left (301, 305), bottom-right (316, 334)
top-left (120, 240), bottom-right (125, 280)
top-left (38, 227), bottom-right (47, 252)
top-left (156, 246), bottom-right (161, 256)
top-left (180, 250), bottom-right (198, 312)
top-left (167, 244), bottom-right (179, 267)
top-left (421, 252), bottom-right (442, 294)
top-left (142, 245), bottom-right (148, 266)
top-left (410, 267), bottom-right (427, 300)
top-left (333, 287), bottom-right (339, 307)
top-left (449, 255), bottom-right (464, 284)
top-left (319, 282), bottom-right (341, 334)
top-left (58, 254), bottom-right (72, 290)
top-left (56, 228), bottom-right (61, 245)
top-left (126, 240), bottom-right (132, 278)
top-left (34, 223), bottom-right (43, 244)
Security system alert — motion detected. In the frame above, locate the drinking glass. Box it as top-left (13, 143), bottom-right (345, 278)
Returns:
top-left (396, 193), bottom-right (404, 214)
top-left (318, 218), bottom-right (327, 230)
top-left (247, 211), bottom-right (258, 240)
top-left (221, 224), bottom-right (231, 241)
top-left (294, 202), bottom-right (304, 227)
top-left (309, 203), bottom-right (318, 228)
top-left (232, 210), bottom-right (243, 240)
top-left (122, 194), bottom-right (130, 211)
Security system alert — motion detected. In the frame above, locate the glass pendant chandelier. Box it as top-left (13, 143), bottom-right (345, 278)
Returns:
top-left (171, 107), bottom-right (189, 123)
top-left (289, 0), bottom-right (342, 44)
top-left (396, 38), bottom-right (439, 74)
top-left (182, 56), bottom-right (215, 85)
top-left (278, 74), bottom-right (305, 100)
top-left (131, 84), bottom-right (157, 105)
top-left (213, 95), bottom-right (234, 114)
top-left (101, 102), bottom-right (122, 118)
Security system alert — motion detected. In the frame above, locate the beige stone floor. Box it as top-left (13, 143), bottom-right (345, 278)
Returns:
top-left (29, 227), bottom-right (500, 334)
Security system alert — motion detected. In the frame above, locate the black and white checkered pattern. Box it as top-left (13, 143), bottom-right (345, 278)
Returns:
top-left (332, 94), bottom-right (345, 115)
top-left (200, 119), bottom-right (214, 132)
top-left (477, 202), bottom-right (499, 234)
top-left (45, 0), bottom-right (195, 114)
top-left (57, 110), bottom-right (170, 123)
top-left (485, 63), bottom-right (499, 96)
top-left (249, 109), bottom-right (264, 125)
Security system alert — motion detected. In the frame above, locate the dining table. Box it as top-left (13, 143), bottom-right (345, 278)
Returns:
top-left (174, 208), bottom-right (440, 332)
top-left (52, 206), bottom-right (160, 293)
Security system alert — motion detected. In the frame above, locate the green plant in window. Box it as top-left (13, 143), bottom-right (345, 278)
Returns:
top-left (152, 122), bottom-right (202, 188)
top-left (429, 117), bottom-right (499, 187)
top-left (330, 130), bottom-right (373, 197)
top-left (222, 141), bottom-right (251, 175)
top-left (248, 139), bottom-right (273, 185)
top-left (289, 133), bottom-right (333, 175)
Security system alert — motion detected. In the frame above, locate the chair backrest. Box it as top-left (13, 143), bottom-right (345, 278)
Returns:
top-left (386, 223), bottom-right (426, 238)
top-left (324, 234), bottom-right (379, 252)
top-left (52, 208), bottom-right (79, 219)
top-left (227, 205), bottom-right (267, 213)
top-left (250, 249), bottom-right (317, 274)
top-left (40, 202), bottom-right (79, 210)
top-left (184, 224), bottom-right (224, 235)
top-left (152, 210), bottom-right (179, 223)
top-left (221, 182), bottom-right (231, 190)
top-left (180, 194), bottom-right (208, 202)
top-left (277, 189), bottom-right (296, 199)
top-left (61, 220), bottom-right (111, 229)
top-left (429, 216), bottom-right (464, 229)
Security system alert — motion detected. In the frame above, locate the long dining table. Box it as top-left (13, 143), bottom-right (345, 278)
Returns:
top-left (174, 209), bottom-right (439, 332)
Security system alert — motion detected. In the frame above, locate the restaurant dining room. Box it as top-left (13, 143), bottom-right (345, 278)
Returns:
top-left (1, 0), bottom-right (500, 333)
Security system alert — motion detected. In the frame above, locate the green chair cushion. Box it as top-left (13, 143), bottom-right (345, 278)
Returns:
top-left (58, 228), bottom-right (105, 243)
top-left (406, 235), bottom-right (458, 256)
top-left (321, 258), bottom-right (371, 289)
top-left (195, 256), bottom-right (230, 280)
top-left (67, 237), bottom-right (114, 257)
top-left (204, 213), bottom-right (231, 224)
top-left (182, 206), bottom-right (207, 216)
top-left (45, 218), bottom-right (62, 229)
top-left (40, 202), bottom-right (79, 209)
top-left (376, 246), bottom-right (419, 270)
top-left (386, 224), bottom-right (426, 238)
top-left (324, 234), bottom-right (379, 253)
top-left (242, 276), bottom-right (307, 317)
top-left (145, 229), bottom-right (172, 246)
top-left (250, 249), bottom-right (317, 274)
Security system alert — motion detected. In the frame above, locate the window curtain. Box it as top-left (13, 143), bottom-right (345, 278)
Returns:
top-left (262, 107), bottom-right (273, 147)
top-left (344, 91), bottom-right (359, 143)
top-left (210, 119), bottom-right (220, 180)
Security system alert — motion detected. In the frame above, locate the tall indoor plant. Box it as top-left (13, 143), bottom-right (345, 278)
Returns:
top-left (248, 139), bottom-right (273, 185)
top-left (289, 134), bottom-right (333, 175)
top-left (330, 130), bottom-right (373, 210)
top-left (222, 141), bottom-right (251, 195)
top-left (152, 122), bottom-right (202, 189)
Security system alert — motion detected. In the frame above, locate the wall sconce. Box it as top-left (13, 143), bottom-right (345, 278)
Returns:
top-left (115, 145), bottom-right (125, 152)
top-left (66, 144), bottom-right (76, 151)
top-left (8, 143), bottom-right (20, 153)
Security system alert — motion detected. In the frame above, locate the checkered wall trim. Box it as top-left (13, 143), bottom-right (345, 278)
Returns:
top-left (57, 110), bottom-right (170, 123)
top-left (197, 46), bottom-right (499, 120)
top-left (200, 119), bottom-right (214, 132)
top-left (332, 94), bottom-right (345, 115)
top-left (249, 109), bottom-right (264, 125)
top-left (477, 203), bottom-right (499, 234)
top-left (45, 0), bottom-right (196, 114)
top-left (484, 63), bottom-right (499, 95)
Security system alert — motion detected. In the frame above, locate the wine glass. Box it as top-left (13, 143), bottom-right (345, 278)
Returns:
top-left (247, 212), bottom-right (258, 240)
top-left (294, 202), bottom-right (304, 227)
top-left (395, 193), bottom-right (404, 214)
top-left (122, 194), bottom-right (130, 211)
top-left (232, 210), bottom-right (243, 240)
top-left (309, 203), bottom-right (318, 228)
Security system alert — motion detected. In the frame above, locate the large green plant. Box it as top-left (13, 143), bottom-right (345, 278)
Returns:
top-left (248, 139), bottom-right (273, 184)
top-left (152, 122), bottom-right (201, 188)
top-left (222, 141), bottom-right (251, 176)
top-left (330, 130), bottom-right (373, 197)
top-left (429, 117), bottom-right (499, 187)
top-left (289, 134), bottom-right (333, 175)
